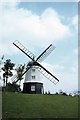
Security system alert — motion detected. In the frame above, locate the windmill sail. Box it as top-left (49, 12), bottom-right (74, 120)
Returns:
top-left (37, 62), bottom-right (59, 85)
top-left (12, 40), bottom-right (59, 85)
top-left (13, 40), bottom-right (36, 61)
top-left (11, 65), bottom-right (32, 83)
top-left (11, 74), bottom-right (18, 83)
top-left (36, 44), bottom-right (55, 62)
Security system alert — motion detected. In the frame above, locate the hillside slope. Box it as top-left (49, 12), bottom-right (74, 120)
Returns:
top-left (2, 92), bottom-right (78, 118)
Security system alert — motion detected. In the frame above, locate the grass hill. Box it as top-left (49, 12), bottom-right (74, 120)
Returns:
top-left (2, 92), bottom-right (78, 119)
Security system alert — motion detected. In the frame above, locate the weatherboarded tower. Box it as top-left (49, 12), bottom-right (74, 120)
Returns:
top-left (23, 62), bottom-right (43, 94)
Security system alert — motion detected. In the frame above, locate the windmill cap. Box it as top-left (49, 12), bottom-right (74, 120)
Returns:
top-left (27, 61), bottom-right (38, 66)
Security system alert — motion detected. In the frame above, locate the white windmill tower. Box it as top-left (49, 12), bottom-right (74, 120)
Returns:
top-left (23, 61), bottom-right (43, 94)
top-left (12, 40), bottom-right (59, 94)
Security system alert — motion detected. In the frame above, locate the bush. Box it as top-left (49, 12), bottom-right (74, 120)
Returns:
top-left (62, 92), bottom-right (68, 96)
top-left (55, 92), bottom-right (58, 95)
top-left (2, 83), bottom-right (21, 92)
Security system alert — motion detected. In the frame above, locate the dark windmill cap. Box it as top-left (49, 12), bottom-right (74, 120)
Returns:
top-left (27, 61), bottom-right (38, 67)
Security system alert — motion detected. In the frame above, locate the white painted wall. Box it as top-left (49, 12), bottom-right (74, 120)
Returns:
top-left (25, 65), bottom-right (43, 83)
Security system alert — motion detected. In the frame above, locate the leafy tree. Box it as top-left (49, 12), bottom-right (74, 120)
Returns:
top-left (2, 59), bottom-right (15, 86)
top-left (59, 89), bottom-right (63, 95)
top-left (48, 91), bottom-right (51, 95)
top-left (45, 91), bottom-right (48, 94)
top-left (0, 55), bottom-right (4, 75)
top-left (55, 92), bottom-right (58, 95)
top-left (62, 92), bottom-right (68, 96)
top-left (69, 93), bottom-right (72, 96)
top-left (15, 64), bottom-right (25, 85)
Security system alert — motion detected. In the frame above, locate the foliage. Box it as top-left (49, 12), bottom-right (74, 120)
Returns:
top-left (55, 92), bottom-right (58, 95)
top-left (2, 59), bottom-right (15, 86)
top-left (15, 64), bottom-right (25, 81)
top-left (62, 92), bottom-right (68, 96)
top-left (2, 83), bottom-right (21, 92)
top-left (0, 55), bottom-right (4, 80)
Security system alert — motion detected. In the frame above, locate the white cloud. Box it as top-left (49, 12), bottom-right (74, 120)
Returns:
top-left (40, 8), bottom-right (71, 40)
top-left (0, 2), bottom-right (72, 56)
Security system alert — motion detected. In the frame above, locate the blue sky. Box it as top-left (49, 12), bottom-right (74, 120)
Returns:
top-left (0, 1), bottom-right (78, 94)
top-left (18, 2), bottom-right (78, 17)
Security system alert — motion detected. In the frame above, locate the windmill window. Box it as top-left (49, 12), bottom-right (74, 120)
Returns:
top-left (32, 76), bottom-right (36, 79)
top-left (32, 69), bottom-right (35, 72)
top-left (31, 85), bottom-right (35, 91)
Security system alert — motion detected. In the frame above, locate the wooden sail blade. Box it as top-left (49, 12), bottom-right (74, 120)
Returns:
top-left (13, 40), bottom-right (36, 61)
top-left (36, 62), bottom-right (59, 84)
top-left (36, 44), bottom-right (55, 62)
top-left (11, 65), bottom-right (32, 83)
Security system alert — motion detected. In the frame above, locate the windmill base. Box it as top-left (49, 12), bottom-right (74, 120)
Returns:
top-left (23, 82), bottom-right (44, 94)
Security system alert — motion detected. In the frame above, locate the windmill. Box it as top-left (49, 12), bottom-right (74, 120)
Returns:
top-left (12, 40), bottom-right (59, 94)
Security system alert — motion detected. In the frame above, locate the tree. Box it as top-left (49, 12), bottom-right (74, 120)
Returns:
top-left (48, 91), bottom-right (51, 95)
top-left (69, 93), bottom-right (72, 96)
top-left (59, 89), bottom-right (64, 95)
top-left (45, 91), bottom-right (48, 94)
top-left (6, 82), bottom-right (21, 92)
top-left (15, 64), bottom-right (25, 85)
top-left (62, 92), bottom-right (68, 96)
top-left (2, 59), bottom-right (15, 86)
top-left (0, 55), bottom-right (4, 75)
top-left (0, 55), bottom-right (4, 85)
top-left (55, 92), bottom-right (58, 95)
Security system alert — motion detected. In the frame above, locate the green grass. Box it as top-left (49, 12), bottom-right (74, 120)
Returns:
top-left (2, 92), bottom-right (78, 118)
